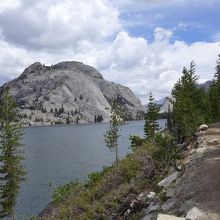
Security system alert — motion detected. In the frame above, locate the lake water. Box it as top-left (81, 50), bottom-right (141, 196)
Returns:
top-left (14, 120), bottom-right (166, 219)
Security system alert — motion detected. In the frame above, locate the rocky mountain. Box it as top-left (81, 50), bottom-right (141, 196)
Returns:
top-left (198, 80), bottom-right (213, 91)
top-left (159, 96), bottom-right (174, 113)
top-left (154, 97), bottom-right (165, 106)
top-left (157, 80), bottom-right (213, 114)
top-left (0, 61), bottom-right (144, 126)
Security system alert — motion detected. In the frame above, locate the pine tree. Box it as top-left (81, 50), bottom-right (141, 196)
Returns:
top-left (172, 62), bottom-right (207, 142)
top-left (104, 101), bottom-right (126, 165)
top-left (144, 92), bottom-right (159, 139)
top-left (209, 54), bottom-right (220, 122)
top-left (0, 90), bottom-right (25, 220)
top-left (166, 105), bottom-right (172, 131)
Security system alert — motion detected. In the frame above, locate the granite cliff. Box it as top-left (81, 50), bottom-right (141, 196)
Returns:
top-left (0, 61), bottom-right (144, 126)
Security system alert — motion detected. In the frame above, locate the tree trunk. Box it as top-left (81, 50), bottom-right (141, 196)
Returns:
top-left (115, 145), bottom-right (118, 165)
top-left (12, 206), bottom-right (16, 220)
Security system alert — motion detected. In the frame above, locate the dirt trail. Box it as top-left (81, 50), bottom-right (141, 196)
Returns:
top-left (165, 124), bottom-right (220, 219)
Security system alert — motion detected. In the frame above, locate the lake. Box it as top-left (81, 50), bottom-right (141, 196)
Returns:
top-left (14, 119), bottom-right (166, 219)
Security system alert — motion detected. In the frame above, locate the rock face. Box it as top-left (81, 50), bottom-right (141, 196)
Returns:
top-left (198, 80), bottom-right (213, 91)
top-left (0, 61), bottom-right (144, 126)
top-left (157, 214), bottom-right (185, 220)
top-left (159, 95), bottom-right (174, 113)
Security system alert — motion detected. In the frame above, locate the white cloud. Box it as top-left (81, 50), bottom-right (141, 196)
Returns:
top-left (0, 0), bottom-right (219, 104)
top-left (90, 29), bottom-right (219, 102)
top-left (154, 27), bottom-right (173, 42)
top-left (0, 0), bottom-right (21, 13)
top-left (0, 26), bottom-right (219, 103)
top-left (0, 0), bottom-right (121, 50)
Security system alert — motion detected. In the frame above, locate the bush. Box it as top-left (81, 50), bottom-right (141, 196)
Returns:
top-left (153, 133), bottom-right (180, 168)
top-left (118, 155), bottom-right (142, 183)
top-left (52, 181), bottom-right (80, 203)
top-left (86, 166), bottom-right (113, 188)
top-left (129, 135), bottom-right (145, 150)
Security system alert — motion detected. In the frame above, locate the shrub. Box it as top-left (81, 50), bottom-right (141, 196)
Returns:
top-left (129, 135), bottom-right (145, 150)
top-left (153, 133), bottom-right (180, 168)
top-left (52, 181), bottom-right (81, 203)
top-left (86, 166), bottom-right (113, 188)
top-left (118, 155), bottom-right (141, 183)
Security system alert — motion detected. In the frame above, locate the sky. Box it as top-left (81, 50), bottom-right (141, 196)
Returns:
top-left (0, 0), bottom-right (220, 103)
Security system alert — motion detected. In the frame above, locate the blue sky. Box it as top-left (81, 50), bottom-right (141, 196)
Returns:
top-left (0, 0), bottom-right (219, 103)
top-left (120, 1), bottom-right (220, 43)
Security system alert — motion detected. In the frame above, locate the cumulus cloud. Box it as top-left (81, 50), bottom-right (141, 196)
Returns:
top-left (90, 28), bottom-right (219, 102)
top-left (0, 0), bottom-right (219, 104)
top-left (0, 0), bottom-right (121, 50)
top-left (0, 0), bottom-right (21, 13)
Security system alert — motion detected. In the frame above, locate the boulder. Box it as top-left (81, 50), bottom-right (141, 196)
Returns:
top-left (137, 191), bottom-right (149, 201)
top-left (158, 171), bottom-right (181, 188)
top-left (161, 201), bottom-right (175, 211)
top-left (147, 192), bottom-right (156, 199)
top-left (157, 214), bottom-right (185, 220)
top-left (198, 124), bottom-right (208, 132)
top-left (186, 207), bottom-right (204, 220)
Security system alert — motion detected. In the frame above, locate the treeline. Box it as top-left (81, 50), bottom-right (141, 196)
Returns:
top-left (169, 54), bottom-right (220, 143)
top-left (130, 53), bottom-right (220, 169)
top-left (143, 54), bottom-right (220, 145)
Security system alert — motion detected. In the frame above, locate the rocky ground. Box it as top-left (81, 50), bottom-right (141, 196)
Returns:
top-left (141, 123), bottom-right (220, 220)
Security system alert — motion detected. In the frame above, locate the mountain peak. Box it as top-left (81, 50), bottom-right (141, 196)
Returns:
top-left (1, 61), bottom-right (144, 126)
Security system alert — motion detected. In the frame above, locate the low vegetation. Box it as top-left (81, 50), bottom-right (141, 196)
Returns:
top-left (40, 137), bottom-right (176, 220)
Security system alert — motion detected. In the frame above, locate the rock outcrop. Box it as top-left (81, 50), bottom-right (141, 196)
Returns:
top-left (0, 61), bottom-right (144, 126)
top-left (159, 96), bottom-right (174, 113)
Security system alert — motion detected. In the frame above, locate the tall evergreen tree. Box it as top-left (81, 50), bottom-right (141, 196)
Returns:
top-left (209, 54), bottom-right (220, 122)
top-left (166, 105), bottom-right (172, 131)
top-left (0, 90), bottom-right (25, 220)
top-left (144, 92), bottom-right (159, 138)
top-left (104, 100), bottom-right (126, 165)
top-left (172, 62), bottom-right (208, 142)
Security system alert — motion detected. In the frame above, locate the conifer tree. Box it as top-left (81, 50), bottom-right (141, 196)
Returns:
top-left (166, 105), bottom-right (172, 131)
top-left (172, 62), bottom-right (207, 142)
top-left (0, 90), bottom-right (25, 220)
top-left (104, 100), bottom-right (126, 165)
top-left (209, 54), bottom-right (220, 122)
top-left (144, 92), bottom-right (159, 138)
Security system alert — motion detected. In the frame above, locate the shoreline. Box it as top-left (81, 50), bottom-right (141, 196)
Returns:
top-left (22, 119), bottom-right (146, 129)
